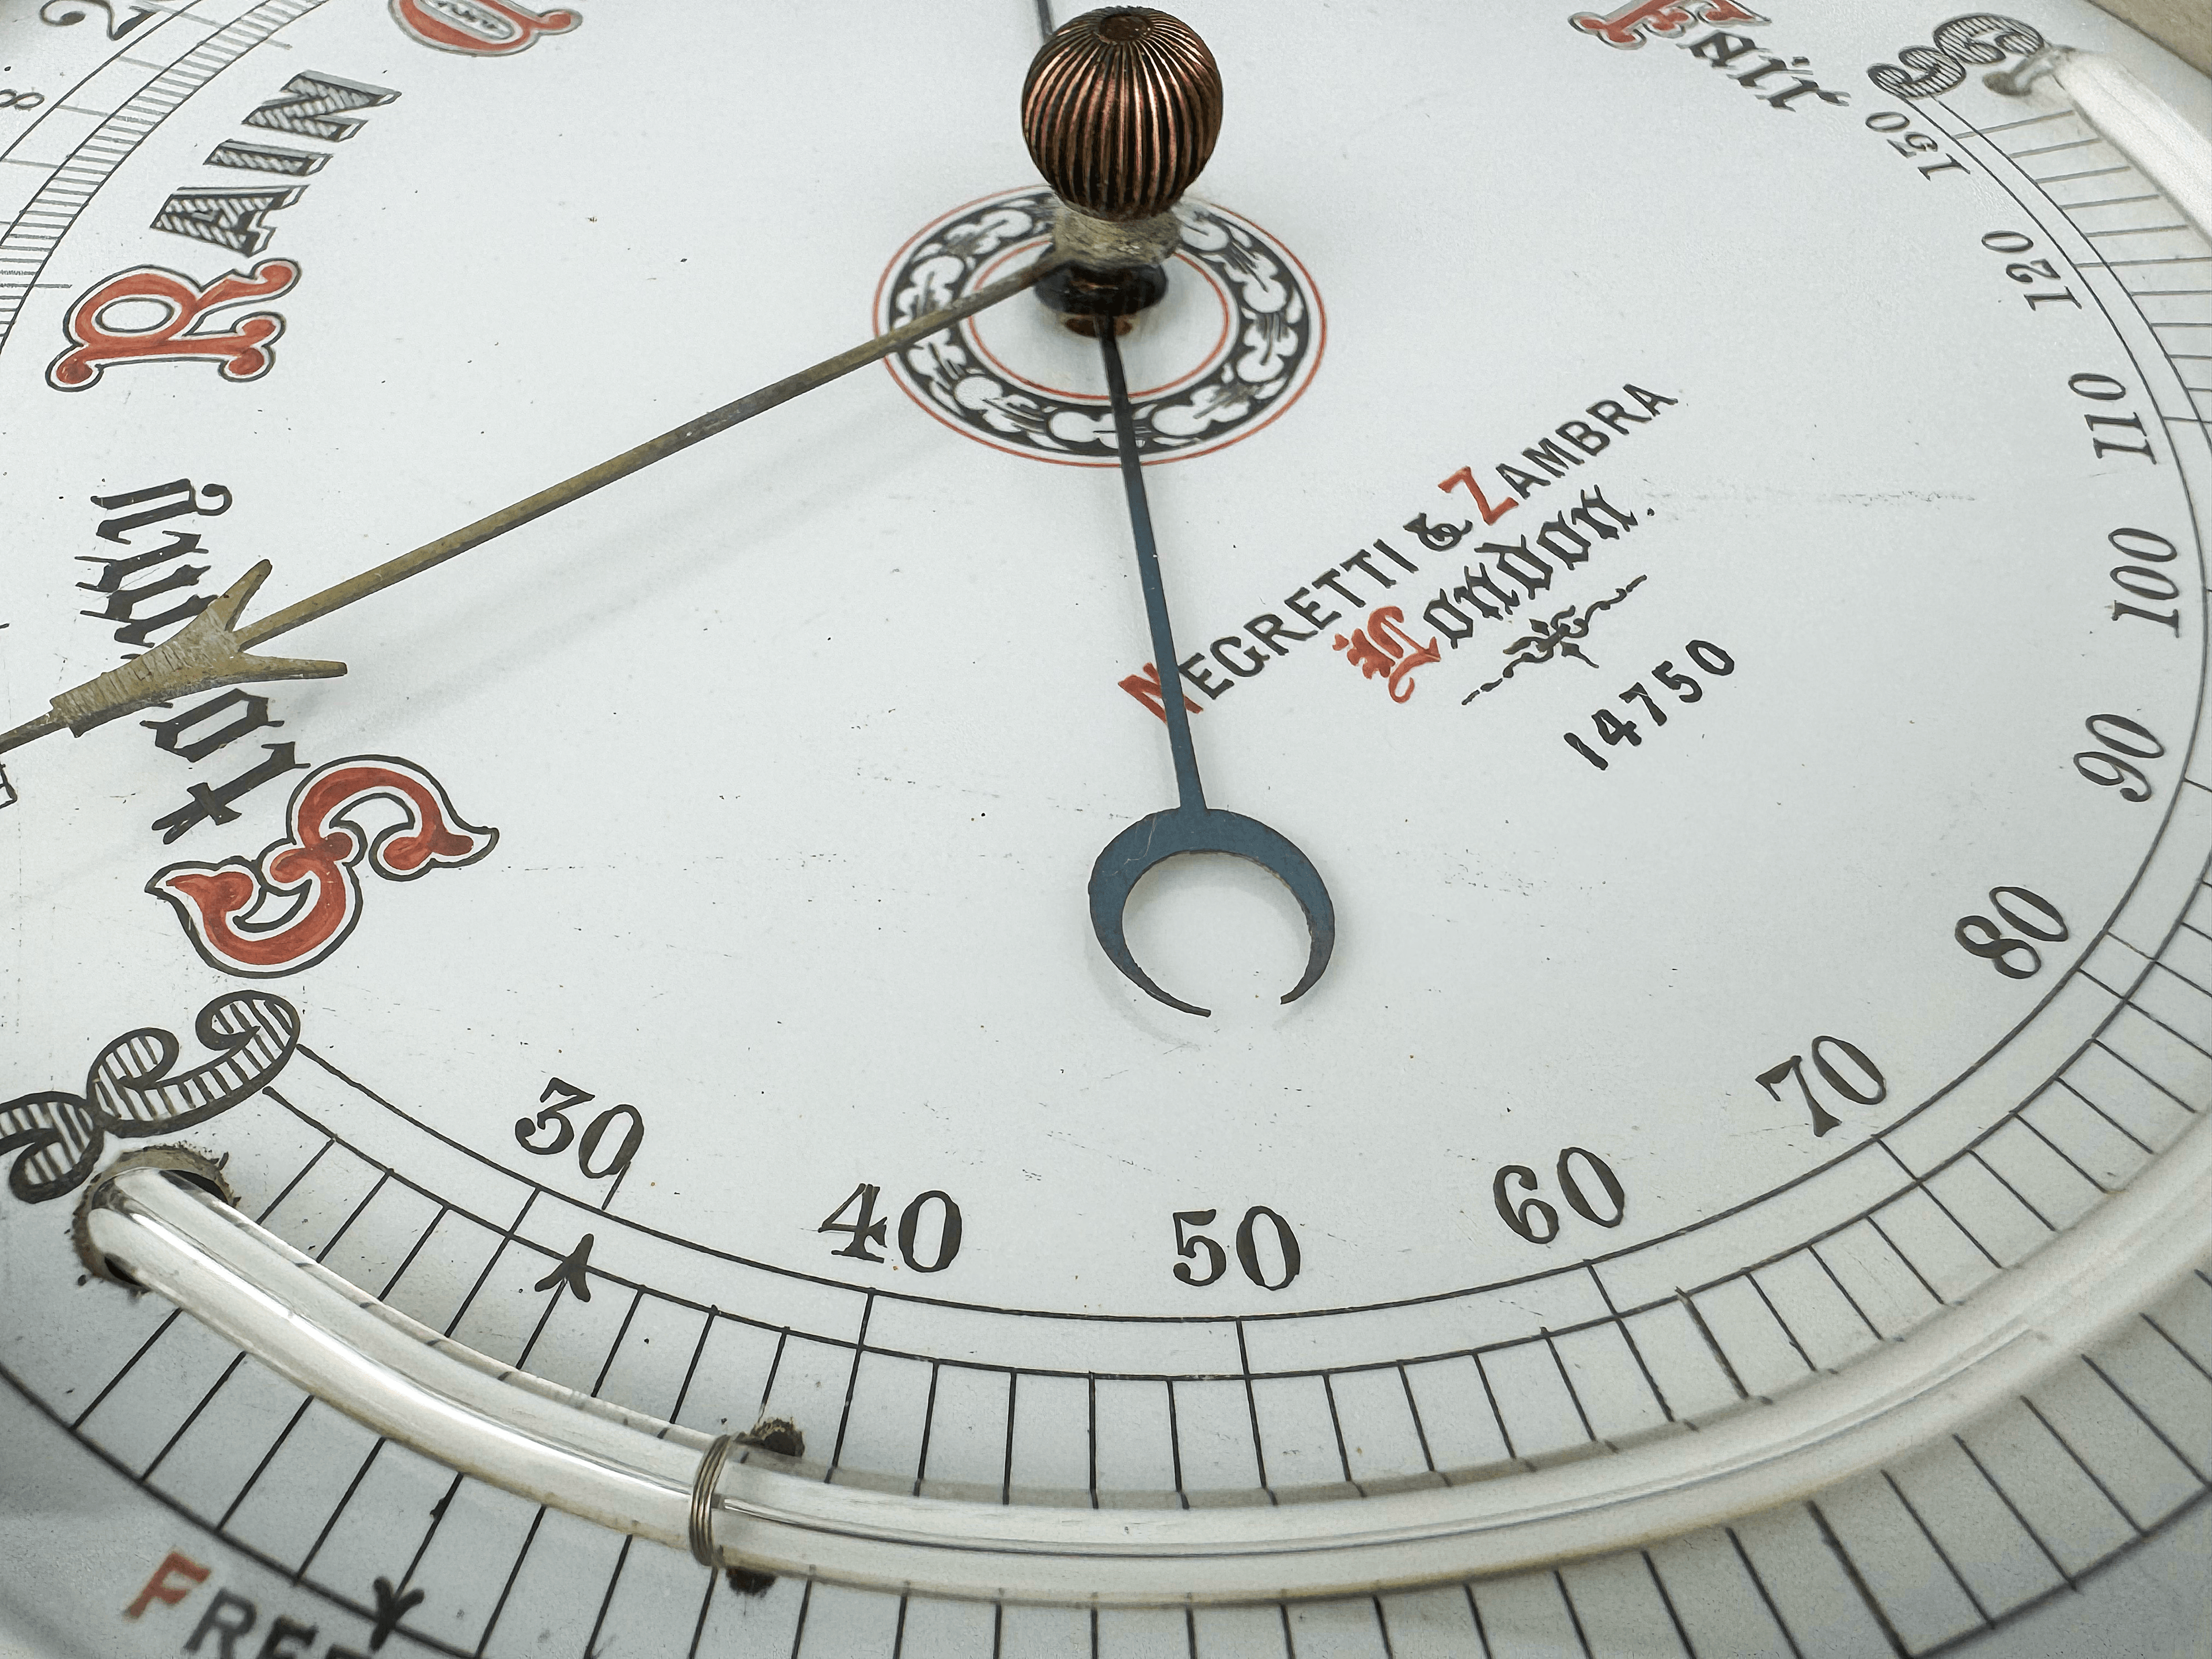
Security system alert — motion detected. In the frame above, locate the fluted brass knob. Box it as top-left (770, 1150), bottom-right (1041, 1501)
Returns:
top-left (1021, 8), bottom-right (1223, 224)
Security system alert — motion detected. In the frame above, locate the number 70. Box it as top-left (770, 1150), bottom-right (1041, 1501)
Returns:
top-left (1757, 1036), bottom-right (1888, 1137)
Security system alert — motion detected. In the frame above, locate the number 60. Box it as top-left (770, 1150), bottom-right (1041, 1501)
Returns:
top-left (1493, 1148), bottom-right (1626, 1244)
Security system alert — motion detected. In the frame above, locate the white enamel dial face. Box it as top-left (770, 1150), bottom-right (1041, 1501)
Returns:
top-left (2, 1), bottom-right (2210, 1654)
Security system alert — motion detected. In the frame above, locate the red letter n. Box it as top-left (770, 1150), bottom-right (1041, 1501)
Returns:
top-left (1118, 662), bottom-right (1203, 725)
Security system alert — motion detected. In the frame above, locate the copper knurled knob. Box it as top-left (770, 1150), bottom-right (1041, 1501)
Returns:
top-left (1021, 8), bottom-right (1223, 224)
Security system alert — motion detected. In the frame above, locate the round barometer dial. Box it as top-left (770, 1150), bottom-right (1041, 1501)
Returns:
top-left (2, 0), bottom-right (2209, 1654)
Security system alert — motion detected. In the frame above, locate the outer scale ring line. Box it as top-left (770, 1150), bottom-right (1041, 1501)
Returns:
top-left (77, 1107), bottom-right (2212, 1606)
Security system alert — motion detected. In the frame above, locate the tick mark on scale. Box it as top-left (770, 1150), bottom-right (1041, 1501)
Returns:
top-left (369, 1577), bottom-right (423, 1650)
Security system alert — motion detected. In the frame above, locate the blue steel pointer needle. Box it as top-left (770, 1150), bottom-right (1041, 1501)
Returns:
top-left (1084, 324), bottom-right (1336, 1017)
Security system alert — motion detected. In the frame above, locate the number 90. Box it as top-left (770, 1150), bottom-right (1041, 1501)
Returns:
top-left (2074, 712), bottom-right (2164, 804)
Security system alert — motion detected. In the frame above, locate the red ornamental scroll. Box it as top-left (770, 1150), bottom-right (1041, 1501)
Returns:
top-left (149, 756), bottom-right (498, 978)
top-left (389, 0), bottom-right (579, 55)
top-left (47, 259), bottom-right (299, 391)
top-left (1569, 1), bottom-right (1769, 48)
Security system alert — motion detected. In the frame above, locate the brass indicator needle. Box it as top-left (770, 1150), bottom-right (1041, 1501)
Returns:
top-left (0, 253), bottom-right (1064, 757)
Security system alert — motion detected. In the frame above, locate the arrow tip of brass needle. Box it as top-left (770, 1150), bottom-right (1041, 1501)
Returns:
top-left (34, 560), bottom-right (346, 746)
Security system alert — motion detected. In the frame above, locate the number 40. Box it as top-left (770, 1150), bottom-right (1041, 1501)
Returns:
top-left (819, 1182), bottom-right (964, 1273)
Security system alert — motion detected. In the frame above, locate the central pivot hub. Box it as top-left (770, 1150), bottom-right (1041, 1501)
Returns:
top-left (1020, 6), bottom-right (1224, 330)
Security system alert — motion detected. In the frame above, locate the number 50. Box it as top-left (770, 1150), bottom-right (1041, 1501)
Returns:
top-left (1171, 1206), bottom-right (1301, 1289)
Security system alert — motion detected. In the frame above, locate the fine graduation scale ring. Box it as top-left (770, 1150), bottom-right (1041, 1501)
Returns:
top-left (3, 3), bottom-right (2212, 1657)
top-left (62, 1112), bottom-right (2212, 1601)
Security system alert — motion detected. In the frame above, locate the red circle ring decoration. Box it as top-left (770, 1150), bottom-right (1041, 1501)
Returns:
top-left (874, 188), bottom-right (1324, 465)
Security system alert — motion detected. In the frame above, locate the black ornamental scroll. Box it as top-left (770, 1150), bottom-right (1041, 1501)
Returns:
top-left (0, 993), bottom-right (298, 1203)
